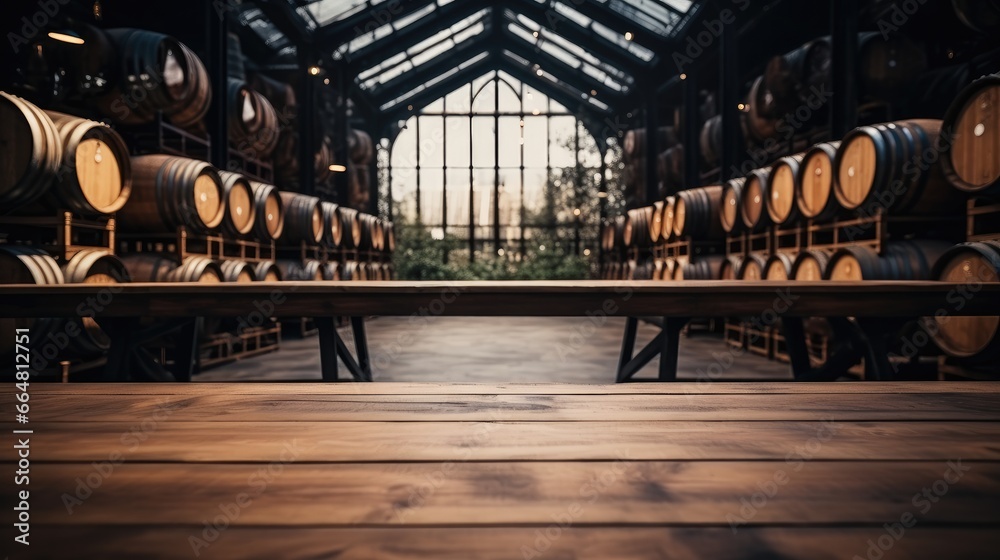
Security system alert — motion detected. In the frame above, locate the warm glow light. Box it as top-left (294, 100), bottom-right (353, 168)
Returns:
top-left (536, 68), bottom-right (543, 76)
top-left (624, 31), bottom-right (634, 41)
top-left (533, 31), bottom-right (539, 38)
top-left (738, 103), bottom-right (747, 111)
top-left (532, 109), bottom-right (540, 115)
top-left (328, 164), bottom-right (347, 173)
top-left (679, 73), bottom-right (687, 80)
top-left (407, 104), bottom-right (413, 111)
top-left (573, 208), bottom-right (581, 216)
top-left (47, 31), bottom-right (85, 45)
top-left (590, 89), bottom-right (597, 96)
top-left (583, 249), bottom-right (591, 256)
top-left (323, 78), bottom-right (330, 85)
top-left (597, 191), bottom-right (609, 198)
top-left (498, 248), bottom-right (505, 256)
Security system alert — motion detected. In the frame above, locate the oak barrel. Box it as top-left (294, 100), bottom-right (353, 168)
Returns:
top-left (738, 253), bottom-right (769, 280)
top-left (320, 202), bottom-right (344, 248)
top-left (60, 249), bottom-right (131, 356)
top-left (791, 250), bottom-right (832, 281)
top-left (249, 182), bottom-right (285, 242)
top-left (278, 192), bottom-right (323, 245)
top-left (741, 168), bottom-right (773, 231)
top-left (219, 260), bottom-right (256, 283)
top-left (720, 177), bottom-right (746, 234)
top-left (764, 253), bottom-right (796, 280)
top-left (252, 261), bottom-right (282, 282)
top-left (929, 241), bottom-right (1000, 364)
top-left (826, 240), bottom-right (953, 281)
top-left (0, 92), bottom-right (62, 209)
top-left (218, 171), bottom-right (256, 237)
top-left (165, 42), bottom-right (212, 132)
top-left (941, 74), bottom-right (1000, 195)
top-left (797, 141), bottom-right (842, 221)
top-left (766, 153), bottom-right (805, 225)
top-left (119, 155), bottom-right (225, 233)
top-left (338, 207), bottom-right (363, 249)
top-left (0, 246), bottom-right (64, 361)
top-left (677, 256), bottom-right (726, 280)
top-left (673, 186), bottom-right (724, 240)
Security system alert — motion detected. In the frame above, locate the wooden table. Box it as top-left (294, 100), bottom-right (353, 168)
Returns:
top-left (1, 280), bottom-right (998, 382)
top-left (7, 382), bottom-right (1000, 558)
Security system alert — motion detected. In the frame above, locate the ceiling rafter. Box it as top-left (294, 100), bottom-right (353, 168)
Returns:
top-left (317, 0), bottom-right (437, 45)
top-left (372, 34), bottom-right (494, 104)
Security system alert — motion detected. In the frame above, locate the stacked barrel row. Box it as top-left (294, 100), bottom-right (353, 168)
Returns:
top-left (622, 127), bottom-right (685, 199)
top-left (603, 73), bottom-right (1000, 365)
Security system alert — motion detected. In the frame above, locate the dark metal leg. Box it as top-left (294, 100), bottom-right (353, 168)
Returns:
top-left (351, 316), bottom-right (372, 381)
top-left (103, 317), bottom-right (140, 382)
top-left (315, 317), bottom-right (339, 382)
top-left (616, 317), bottom-right (639, 382)
top-left (171, 318), bottom-right (201, 382)
top-left (658, 317), bottom-right (689, 381)
top-left (856, 318), bottom-right (906, 381)
top-left (618, 331), bottom-right (665, 383)
top-left (335, 336), bottom-right (366, 381)
top-left (781, 317), bottom-right (813, 380)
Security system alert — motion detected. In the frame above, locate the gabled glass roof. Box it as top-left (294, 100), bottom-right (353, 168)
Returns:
top-left (237, 0), bottom-right (703, 114)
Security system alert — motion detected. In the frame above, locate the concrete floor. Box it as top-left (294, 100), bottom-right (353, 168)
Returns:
top-left (197, 317), bottom-right (792, 383)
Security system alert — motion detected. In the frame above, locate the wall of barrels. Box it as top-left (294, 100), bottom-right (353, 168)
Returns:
top-left (0, 24), bottom-right (394, 379)
top-left (603, 72), bottom-right (1000, 378)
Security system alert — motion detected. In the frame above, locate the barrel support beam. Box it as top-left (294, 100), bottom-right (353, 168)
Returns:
top-left (830, 0), bottom-right (859, 138)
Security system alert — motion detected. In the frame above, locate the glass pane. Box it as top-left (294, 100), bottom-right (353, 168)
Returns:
top-left (497, 117), bottom-right (522, 168)
top-left (422, 98), bottom-right (444, 113)
top-left (578, 121), bottom-right (602, 168)
top-left (497, 80), bottom-right (522, 112)
top-left (522, 168), bottom-right (549, 224)
top-left (472, 168), bottom-right (495, 227)
top-left (392, 167), bottom-right (417, 224)
top-left (548, 116), bottom-right (577, 168)
top-left (523, 88), bottom-right (546, 115)
top-left (390, 119), bottom-right (417, 168)
top-left (419, 167), bottom-right (444, 226)
top-left (445, 83), bottom-right (471, 113)
top-left (498, 168), bottom-right (522, 228)
top-left (522, 117), bottom-right (547, 167)
top-left (446, 168), bottom-right (471, 226)
top-left (444, 117), bottom-right (470, 167)
top-left (471, 80), bottom-right (496, 114)
top-left (418, 117), bottom-right (444, 168)
top-left (471, 116), bottom-right (495, 168)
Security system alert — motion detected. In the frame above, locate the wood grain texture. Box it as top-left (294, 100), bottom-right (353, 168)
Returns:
top-left (20, 527), bottom-right (1000, 560)
top-left (20, 392), bottom-right (1000, 422)
top-left (6, 381), bottom-right (998, 395)
top-left (18, 461), bottom-right (1000, 526)
top-left (0, 281), bottom-right (998, 318)
top-left (18, 421), bottom-right (1000, 462)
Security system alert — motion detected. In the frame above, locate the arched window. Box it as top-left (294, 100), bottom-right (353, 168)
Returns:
top-left (381, 71), bottom-right (620, 262)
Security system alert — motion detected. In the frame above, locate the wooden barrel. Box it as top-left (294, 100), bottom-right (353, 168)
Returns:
top-left (0, 92), bottom-right (62, 209)
top-left (791, 250), bottom-right (832, 281)
top-left (624, 127), bottom-right (679, 160)
top-left (720, 177), bottom-right (745, 234)
top-left (341, 261), bottom-right (360, 281)
top-left (764, 38), bottom-right (833, 117)
top-left (743, 76), bottom-right (779, 142)
top-left (952, 0), bottom-right (1000, 33)
top-left (60, 250), bottom-right (130, 356)
top-left (358, 214), bottom-right (384, 251)
top-left (322, 261), bottom-right (341, 281)
top-left (276, 259), bottom-right (324, 281)
top-left (41, 110), bottom-right (132, 216)
top-left (624, 206), bottom-right (655, 248)
top-left (228, 80), bottom-right (280, 159)
top-left (320, 202), bottom-right (344, 248)
top-left (93, 29), bottom-right (192, 124)
top-left (226, 32), bottom-right (246, 81)
top-left (764, 253), bottom-right (795, 280)
top-left (219, 260), bottom-right (256, 283)
top-left (0, 246), bottom-right (65, 361)
top-left (741, 168), bottom-right (773, 231)
top-left (738, 254), bottom-right (769, 280)
top-left (826, 240), bottom-right (953, 281)
top-left (348, 129), bottom-right (374, 164)
top-left (657, 145), bottom-right (685, 190)
top-left (699, 115), bottom-right (723, 168)
top-left (121, 254), bottom-right (223, 283)
top-left (165, 42), bottom-right (212, 132)
top-left (797, 141), bottom-right (842, 221)
top-left (217, 171), bottom-right (256, 237)
top-left (252, 261), bottom-right (282, 282)
top-left (673, 186), bottom-right (724, 240)
top-left (858, 33), bottom-right (927, 101)
top-left (651, 201), bottom-right (665, 245)
top-left (249, 182), bottom-right (284, 242)
top-left (834, 120), bottom-right (959, 215)
top-left (930, 241), bottom-right (1000, 363)
top-left (941, 74), bottom-right (1000, 196)
top-left (660, 197), bottom-right (677, 242)
top-left (676, 256), bottom-right (726, 280)
top-left (720, 256), bottom-right (743, 280)
top-left (278, 192), bottom-right (323, 245)
top-left (767, 153), bottom-right (805, 225)
top-left (338, 207), bottom-right (363, 249)
top-left (119, 155), bottom-right (225, 233)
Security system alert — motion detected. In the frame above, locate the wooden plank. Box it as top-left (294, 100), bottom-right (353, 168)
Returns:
top-left (21, 461), bottom-right (1000, 525)
top-left (23, 392), bottom-right (1000, 422)
top-left (22, 527), bottom-right (1000, 560)
top-left (6, 381), bottom-right (1000, 396)
top-left (0, 280), bottom-right (997, 318)
top-left (21, 421), bottom-right (1000, 462)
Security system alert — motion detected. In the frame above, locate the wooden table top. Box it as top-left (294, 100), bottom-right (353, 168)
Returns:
top-left (0, 280), bottom-right (998, 317)
top-left (6, 382), bottom-right (999, 559)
